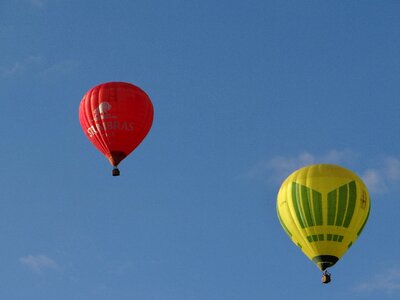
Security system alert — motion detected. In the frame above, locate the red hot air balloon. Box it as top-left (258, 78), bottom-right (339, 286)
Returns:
top-left (79, 82), bottom-right (154, 176)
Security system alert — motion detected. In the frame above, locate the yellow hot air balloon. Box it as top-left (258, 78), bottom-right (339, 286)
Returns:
top-left (276, 164), bottom-right (370, 283)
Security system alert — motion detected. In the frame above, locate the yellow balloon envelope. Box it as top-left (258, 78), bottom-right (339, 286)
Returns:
top-left (277, 164), bottom-right (370, 273)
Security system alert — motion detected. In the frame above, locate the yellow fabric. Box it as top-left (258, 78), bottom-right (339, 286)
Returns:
top-left (276, 164), bottom-right (370, 270)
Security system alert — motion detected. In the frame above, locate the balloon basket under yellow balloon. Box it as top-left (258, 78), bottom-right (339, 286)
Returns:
top-left (321, 270), bottom-right (331, 284)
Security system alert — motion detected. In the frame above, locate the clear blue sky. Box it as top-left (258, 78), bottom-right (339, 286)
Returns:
top-left (1, 0), bottom-right (400, 299)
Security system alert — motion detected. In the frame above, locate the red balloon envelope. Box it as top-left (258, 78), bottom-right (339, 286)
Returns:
top-left (79, 82), bottom-right (154, 175)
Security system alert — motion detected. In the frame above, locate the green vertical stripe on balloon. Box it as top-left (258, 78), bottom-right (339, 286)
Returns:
top-left (277, 209), bottom-right (292, 237)
top-left (318, 234), bottom-right (324, 241)
top-left (327, 190), bottom-right (337, 225)
top-left (343, 181), bottom-right (357, 228)
top-left (338, 235), bottom-right (344, 242)
top-left (335, 184), bottom-right (348, 226)
top-left (312, 190), bottom-right (323, 225)
top-left (333, 235), bottom-right (339, 241)
top-left (327, 234), bottom-right (333, 241)
top-left (357, 203), bottom-right (370, 236)
top-left (301, 185), bottom-right (314, 227)
top-left (292, 183), bottom-right (306, 228)
top-left (307, 236), bottom-right (313, 242)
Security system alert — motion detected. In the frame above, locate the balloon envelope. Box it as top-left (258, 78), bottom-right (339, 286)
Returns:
top-left (276, 164), bottom-right (370, 271)
top-left (79, 82), bottom-right (153, 168)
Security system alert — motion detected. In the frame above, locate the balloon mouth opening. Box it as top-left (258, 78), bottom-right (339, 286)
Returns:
top-left (108, 151), bottom-right (127, 166)
top-left (312, 255), bottom-right (339, 271)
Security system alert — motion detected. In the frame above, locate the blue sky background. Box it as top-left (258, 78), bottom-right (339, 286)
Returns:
top-left (1, 0), bottom-right (400, 299)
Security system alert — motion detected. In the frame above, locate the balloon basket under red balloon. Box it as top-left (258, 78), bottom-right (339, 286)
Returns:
top-left (112, 167), bottom-right (120, 176)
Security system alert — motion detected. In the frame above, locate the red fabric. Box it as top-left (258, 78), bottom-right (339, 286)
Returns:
top-left (79, 82), bottom-right (153, 166)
